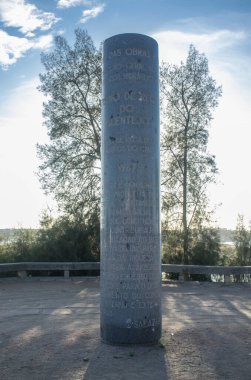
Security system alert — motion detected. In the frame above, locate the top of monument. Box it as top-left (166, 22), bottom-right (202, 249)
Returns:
top-left (104, 33), bottom-right (158, 46)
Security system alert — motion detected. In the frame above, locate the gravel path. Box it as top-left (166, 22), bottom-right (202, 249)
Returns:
top-left (0, 278), bottom-right (250, 379)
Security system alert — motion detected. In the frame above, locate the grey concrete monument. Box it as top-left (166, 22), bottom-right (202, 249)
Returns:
top-left (100, 33), bottom-right (161, 345)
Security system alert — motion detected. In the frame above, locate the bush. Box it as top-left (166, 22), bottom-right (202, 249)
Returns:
top-left (162, 227), bottom-right (221, 281)
top-left (0, 214), bottom-right (100, 263)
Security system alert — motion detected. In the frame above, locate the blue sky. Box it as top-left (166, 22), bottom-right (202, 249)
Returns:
top-left (0, 0), bottom-right (251, 229)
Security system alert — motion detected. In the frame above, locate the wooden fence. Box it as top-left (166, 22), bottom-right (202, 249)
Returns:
top-left (0, 262), bottom-right (251, 282)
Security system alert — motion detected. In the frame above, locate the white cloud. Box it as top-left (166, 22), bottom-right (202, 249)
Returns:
top-left (80, 3), bottom-right (105, 23)
top-left (0, 29), bottom-right (30, 67)
top-left (57, 0), bottom-right (92, 8)
top-left (0, 0), bottom-right (60, 35)
top-left (152, 29), bottom-right (246, 64)
top-left (0, 29), bottom-right (53, 69)
top-left (57, 29), bottom-right (65, 36)
top-left (57, 0), bottom-right (105, 23)
top-left (153, 28), bottom-right (251, 90)
top-left (33, 34), bottom-right (53, 50)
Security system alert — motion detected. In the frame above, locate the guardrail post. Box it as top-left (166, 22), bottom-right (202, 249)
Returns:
top-left (18, 270), bottom-right (27, 279)
top-left (64, 270), bottom-right (70, 279)
top-left (224, 274), bottom-right (232, 284)
top-left (179, 271), bottom-right (184, 282)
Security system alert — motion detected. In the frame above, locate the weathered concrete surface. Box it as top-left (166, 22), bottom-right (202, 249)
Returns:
top-left (0, 278), bottom-right (250, 379)
top-left (101, 32), bottom-right (161, 344)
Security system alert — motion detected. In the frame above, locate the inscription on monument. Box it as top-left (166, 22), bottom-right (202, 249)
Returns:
top-left (100, 33), bottom-right (161, 345)
top-left (104, 91), bottom-right (155, 104)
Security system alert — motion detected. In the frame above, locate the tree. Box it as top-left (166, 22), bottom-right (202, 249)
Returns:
top-left (190, 228), bottom-right (220, 265)
top-left (234, 215), bottom-right (251, 266)
top-left (0, 229), bottom-right (37, 263)
top-left (37, 29), bottom-right (102, 221)
top-left (160, 45), bottom-right (222, 264)
top-left (32, 213), bottom-right (100, 262)
top-left (162, 226), bottom-right (221, 271)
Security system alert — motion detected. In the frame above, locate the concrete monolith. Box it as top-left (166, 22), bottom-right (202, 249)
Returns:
top-left (101, 33), bottom-right (161, 344)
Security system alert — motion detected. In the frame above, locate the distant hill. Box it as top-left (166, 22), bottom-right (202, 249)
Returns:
top-left (0, 229), bottom-right (20, 240)
top-left (0, 228), bottom-right (37, 242)
top-left (219, 228), bottom-right (234, 243)
top-left (0, 227), bottom-right (235, 243)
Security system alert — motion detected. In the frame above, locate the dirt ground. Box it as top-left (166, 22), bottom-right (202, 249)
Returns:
top-left (0, 277), bottom-right (250, 379)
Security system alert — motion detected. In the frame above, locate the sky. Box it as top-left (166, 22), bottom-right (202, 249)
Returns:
top-left (0, 0), bottom-right (251, 229)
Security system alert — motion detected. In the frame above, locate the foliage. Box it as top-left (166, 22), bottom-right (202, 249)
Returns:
top-left (162, 229), bottom-right (183, 265)
top-left (160, 45), bottom-right (222, 263)
top-left (219, 244), bottom-right (236, 266)
top-left (36, 32), bottom-right (223, 268)
top-left (191, 228), bottom-right (221, 281)
top-left (37, 29), bottom-right (102, 220)
top-left (233, 214), bottom-right (251, 265)
top-left (162, 227), bottom-right (221, 280)
top-left (190, 228), bottom-right (220, 265)
top-left (0, 214), bottom-right (100, 264)
top-left (0, 229), bottom-right (37, 263)
top-left (162, 227), bottom-right (220, 264)
top-left (33, 213), bottom-right (100, 262)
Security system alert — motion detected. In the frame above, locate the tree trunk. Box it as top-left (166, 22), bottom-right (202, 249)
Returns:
top-left (182, 126), bottom-right (189, 265)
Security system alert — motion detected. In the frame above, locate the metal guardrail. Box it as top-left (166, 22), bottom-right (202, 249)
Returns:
top-left (0, 262), bottom-right (100, 279)
top-left (162, 264), bottom-right (251, 275)
top-left (162, 264), bottom-right (251, 282)
top-left (0, 262), bottom-right (251, 281)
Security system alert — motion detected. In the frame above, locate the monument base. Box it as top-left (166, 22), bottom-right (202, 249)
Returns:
top-left (101, 324), bottom-right (161, 345)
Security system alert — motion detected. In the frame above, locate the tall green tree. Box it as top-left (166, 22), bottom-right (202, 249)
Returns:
top-left (37, 29), bottom-right (102, 221)
top-left (234, 215), bottom-right (251, 265)
top-left (160, 45), bottom-right (222, 264)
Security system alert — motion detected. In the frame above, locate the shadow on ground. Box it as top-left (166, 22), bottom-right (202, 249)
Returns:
top-left (161, 282), bottom-right (251, 380)
top-left (0, 278), bottom-right (250, 379)
top-left (0, 278), bottom-right (100, 380)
